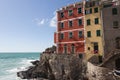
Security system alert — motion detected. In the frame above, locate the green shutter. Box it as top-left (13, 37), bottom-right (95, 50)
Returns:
top-left (87, 31), bottom-right (91, 37)
top-left (96, 30), bottom-right (101, 36)
top-left (87, 19), bottom-right (91, 25)
top-left (95, 18), bottom-right (99, 24)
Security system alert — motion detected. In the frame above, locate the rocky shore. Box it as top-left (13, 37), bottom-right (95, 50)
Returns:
top-left (17, 48), bottom-right (120, 80)
top-left (17, 53), bottom-right (88, 80)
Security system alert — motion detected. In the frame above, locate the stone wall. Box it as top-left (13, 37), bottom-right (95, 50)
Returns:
top-left (87, 62), bottom-right (115, 80)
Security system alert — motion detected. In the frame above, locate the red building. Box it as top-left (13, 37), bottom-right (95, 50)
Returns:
top-left (54, 2), bottom-right (85, 55)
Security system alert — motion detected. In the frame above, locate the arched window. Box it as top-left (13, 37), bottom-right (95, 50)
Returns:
top-left (112, 8), bottom-right (117, 15)
top-left (116, 37), bottom-right (120, 49)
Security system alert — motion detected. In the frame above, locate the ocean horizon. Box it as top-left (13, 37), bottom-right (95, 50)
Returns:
top-left (0, 52), bottom-right (40, 80)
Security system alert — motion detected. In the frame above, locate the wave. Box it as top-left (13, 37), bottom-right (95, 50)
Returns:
top-left (0, 53), bottom-right (39, 80)
top-left (6, 58), bottom-right (36, 73)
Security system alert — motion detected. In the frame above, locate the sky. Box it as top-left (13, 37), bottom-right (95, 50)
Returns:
top-left (0, 0), bottom-right (81, 52)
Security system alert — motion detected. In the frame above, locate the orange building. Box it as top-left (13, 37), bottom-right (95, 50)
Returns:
top-left (54, 2), bottom-right (85, 55)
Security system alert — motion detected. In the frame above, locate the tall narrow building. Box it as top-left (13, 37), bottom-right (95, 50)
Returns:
top-left (84, 0), bottom-right (104, 63)
top-left (54, 2), bottom-right (85, 56)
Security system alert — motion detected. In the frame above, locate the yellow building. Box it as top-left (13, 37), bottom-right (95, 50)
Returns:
top-left (84, 1), bottom-right (104, 63)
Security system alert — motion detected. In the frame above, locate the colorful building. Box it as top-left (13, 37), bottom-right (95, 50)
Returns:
top-left (84, 0), bottom-right (104, 62)
top-left (54, 0), bottom-right (120, 63)
top-left (54, 2), bottom-right (85, 55)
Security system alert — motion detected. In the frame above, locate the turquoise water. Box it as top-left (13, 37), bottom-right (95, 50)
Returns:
top-left (0, 53), bottom-right (40, 80)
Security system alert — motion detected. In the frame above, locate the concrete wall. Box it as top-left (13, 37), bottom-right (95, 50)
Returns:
top-left (102, 5), bottom-right (120, 58)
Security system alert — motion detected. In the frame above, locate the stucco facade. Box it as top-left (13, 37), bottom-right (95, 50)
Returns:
top-left (54, 2), bottom-right (85, 55)
top-left (102, 4), bottom-right (120, 58)
top-left (85, 1), bottom-right (104, 60)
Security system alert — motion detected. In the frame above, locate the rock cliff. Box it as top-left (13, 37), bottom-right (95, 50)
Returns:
top-left (17, 53), bottom-right (88, 80)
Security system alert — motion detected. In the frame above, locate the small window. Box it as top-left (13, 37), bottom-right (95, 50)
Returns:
top-left (95, 18), bottom-right (99, 24)
top-left (60, 22), bottom-right (64, 29)
top-left (60, 12), bottom-right (64, 18)
top-left (87, 31), bottom-right (91, 37)
top-left (69, 32), bottom-right (73, 39)
top-left (113, 21), bottom-right (119, 28)
top-left (60, 33), bottom-right (64, 40)
top-left (78, 8), bottom-right (82, 14)
top-left (85, 9), bottom-right (90, 15)
top-left (79, 54), bottom-right (83, 59)
top-left (68, 10), bottom-right (73, 16)
top-left (69, 21), bottom-right (73, 27)
top-left (88, 47), bottom-right (90, 50)
top-left (79, 31), bottom-right (83, 38)
top-left (94, 7), bottom-right (98, 13)
top-left (112, 8), bottom-right (117, 15)
top-left (96, 30), bottom-right (101, 37)
top-left (87, 19), bottom-right (91, 25)
top-left (78, 19), bottom-right (82, 26)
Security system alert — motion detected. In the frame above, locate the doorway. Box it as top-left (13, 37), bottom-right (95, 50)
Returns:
top-left (64, 44), bottom-right (67, 54)
top-left (115, 58), bottom-right (120, 70)
top-left (71, 44), bottom-right (75, 54)
top-left (116, 37), bottom-right (120, 49)
top-left (93, 42), bottom-right (98, 54)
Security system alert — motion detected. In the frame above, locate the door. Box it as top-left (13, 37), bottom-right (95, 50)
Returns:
top-left (115, 58), bottom-right (120, 70)
top-left (64, 44), bottom-right (67, 54)
top-left (94, 43), bottom-right (98, 54)
top-left (71, 44), bottom-right (75, 54)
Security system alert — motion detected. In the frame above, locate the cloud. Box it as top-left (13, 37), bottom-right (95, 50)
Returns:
top-left (33, 18), bottom-right (48, 26)
top-left (39, 19), bottom-right (45, 25)
top-left (50, 11), bottom-right (57, 27)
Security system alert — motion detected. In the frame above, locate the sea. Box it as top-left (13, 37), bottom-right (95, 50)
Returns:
top-left (0, 52), bottom-right (40, 80)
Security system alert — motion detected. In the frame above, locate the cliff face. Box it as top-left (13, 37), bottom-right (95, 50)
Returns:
top-left (17, 50), bottom-right (120, 80)
top-left (17, 53), bottom-right (87, 80)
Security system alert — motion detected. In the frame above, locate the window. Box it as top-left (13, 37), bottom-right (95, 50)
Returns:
top-left (85, 9), bottom-right (92, 15)
top-left (78, 19), bottom-right (82, 26)
top-left (79, 31), bottom-right (83, 38)
top-left (95, 18), bottom-right (99, 24)
top-left (90, 8), bottom-right (92, 14)
top-left (60, 33), bottom-right (64, 39)
top-left (68, 10), bottom-right (73, 16)
top-left (87, 31), bottom-right (91, 37)
top-left (112, 8), bottom-right (117, 15)
top-left (69, 21), bottom-right (73, 27)
top-left (69, 32), bottom-right (73, 39)
top-left (87, 19), bottom-right (91, 25)
top-left (96, 30), bottom-right (101, 37)
top-left (60, 12), bottom-right (64, 18)
top-left (60, 22), bottom-right (64, 29)
top-left (88, 47), bottom-right (90, 50)
top-left (94, 7), bottom-right (98, 13)
top-left (78, 8), bottom-right (82, 14)
top-left (113, 21), bottom-right (119, 28)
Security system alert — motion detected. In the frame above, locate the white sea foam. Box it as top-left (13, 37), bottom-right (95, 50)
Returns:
top-left (0, 53), bottom-right (39, 80)
top-left (19, 58), bottom-right (36, 65)
top-left (6, 59), bottom-right (36, 73)
top-left (6, 67), bottom-right (27, 73)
